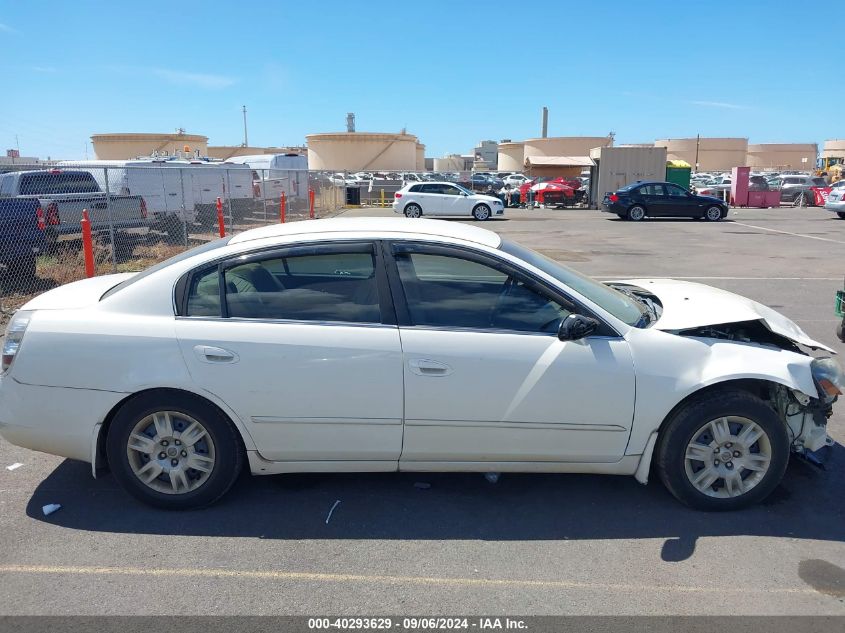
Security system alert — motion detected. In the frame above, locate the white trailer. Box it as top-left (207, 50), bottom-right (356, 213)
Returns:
top-left (223, 154), bottom-right (308, 206)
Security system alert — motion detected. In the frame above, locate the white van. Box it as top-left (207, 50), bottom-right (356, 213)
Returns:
top-left (223, 154), bottom-right (308, 206)
top-left (59, 159), bottom-right (257, 227)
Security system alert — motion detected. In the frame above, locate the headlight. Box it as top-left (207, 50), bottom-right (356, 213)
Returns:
top-left (811, 357), bottom-right (845, 400)
top-left (2, 310), bottom-right (33, 374)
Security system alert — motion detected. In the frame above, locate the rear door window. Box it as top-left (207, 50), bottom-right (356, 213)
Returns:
top-left (218, 243), bottom-right (382, 323)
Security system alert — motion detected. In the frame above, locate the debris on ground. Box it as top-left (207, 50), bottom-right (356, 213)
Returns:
top-left (6, 463), bottom-right (23, 471)
top-left (325, 499), bottom-right (341, 524)
top-left (413, 482), bottom-right (431, 489)
top-left (484, 472), bottom-right (501, 484)
top-left (42, 504), bottom-right (62, 516)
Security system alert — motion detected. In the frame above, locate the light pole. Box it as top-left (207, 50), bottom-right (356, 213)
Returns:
top-left (242, 105), bottom-right (248, 147)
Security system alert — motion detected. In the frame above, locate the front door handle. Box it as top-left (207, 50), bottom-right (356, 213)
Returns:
top-left (194, 345), bottom-right (238, 364)
top-left (409, 358), bottom-right (453, 376)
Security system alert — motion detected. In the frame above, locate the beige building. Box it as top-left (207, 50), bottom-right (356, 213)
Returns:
top-left (433, 154), bottom-right (469, 172)
top-left (497, 142), bottom-right (525, 172)
top-left (415, 143), bottom-right (426, 171)
top-left (522, 136), bottom-right (613, 160)
top-left (306, 132), bottom-right (422, 171)
top-left (822, 139), bottom-right (845, 160)
top-left (207, 145), bottom-right (306, 160)
top-left (746, 143), bottom-right (818, 170)
top-left (91, 132), bottom-right (208, 160)
top-left (654, 138), bottom-right (748, 171)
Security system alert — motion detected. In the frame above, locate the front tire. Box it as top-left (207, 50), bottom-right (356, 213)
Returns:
top-left (704, 205), bottom-right (723, 222)
top-left (837, 212), bottom-right (845, 219)
top-left (106, 391), bottom-right (243, 510)
top-left (626, 205), bottom-right (646, 221)
top-left (404, 203), bottom-right (422, 218)
top-left (655, 390), bottom-right (788, 511)
top-left (472, 204), bottom-right (491, 221)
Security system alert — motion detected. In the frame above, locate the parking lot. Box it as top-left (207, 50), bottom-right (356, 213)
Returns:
top-left (1, 204), bottom-right (844, 615)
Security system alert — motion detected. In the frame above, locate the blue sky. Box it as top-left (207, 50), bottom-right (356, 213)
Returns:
top-left (0, 0), bottom-right (839, 159)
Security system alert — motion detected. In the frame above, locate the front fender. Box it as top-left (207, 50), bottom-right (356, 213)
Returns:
top-left (625, 328), bottom-right (816, 456)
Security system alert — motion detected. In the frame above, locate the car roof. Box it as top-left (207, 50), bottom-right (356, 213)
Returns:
top-left (229, 217), bottom-right (502, 248)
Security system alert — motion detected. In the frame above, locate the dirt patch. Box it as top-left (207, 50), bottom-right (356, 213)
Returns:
top-left (798, 559), bottom-right (845, 597)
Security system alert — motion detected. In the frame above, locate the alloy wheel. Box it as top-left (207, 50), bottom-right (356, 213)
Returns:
top-left (126, 411), bottom-right (216, 495)
top-left (683, 416), bottom-right (772, 498)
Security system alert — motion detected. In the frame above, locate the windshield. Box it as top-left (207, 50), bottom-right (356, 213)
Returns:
top-left (500, 239), bottom-right (645, 326)
top-left (19, 172), bottom-right (100, 195)
top-left (454, 184), bottom-right (473, 195)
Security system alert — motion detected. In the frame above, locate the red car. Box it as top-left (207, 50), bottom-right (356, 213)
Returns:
top-left (518, 177), bottom-right (580, 204)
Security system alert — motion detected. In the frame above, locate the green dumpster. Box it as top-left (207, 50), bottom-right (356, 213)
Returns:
top-left (665, 160), bottom-right (692, 189)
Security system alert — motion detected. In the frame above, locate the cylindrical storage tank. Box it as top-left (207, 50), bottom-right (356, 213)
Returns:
top-left (822, 140), bottom-right (845, 159)
top-left (522, 136), bottom-right (613, 159)
top-left (747, 143), bottom-right (818, 170)
top-left (497, 142), bottom-right (525, 172)
top-left (91, 133), bottom-right (209, 160)
top-left (415, 143), bottom-right (425, 171)
top-left (654, 138), bottom-right (747, 171)
top-left (306, 132), bottom-right (418, 171)
top-left (433, 155), bottom-right (464, 172)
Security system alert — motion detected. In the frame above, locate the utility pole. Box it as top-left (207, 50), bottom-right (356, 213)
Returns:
top-left (242, 105), bottom-right (249, 147)
top-left (694, 133), bottom-right (701, 172)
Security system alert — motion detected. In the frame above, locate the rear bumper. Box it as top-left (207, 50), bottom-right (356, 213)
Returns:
top-left (825, 200), bottom-right (845, 212)
top-left (0, 375), bottom-right (126, 463)
top-left (602, 202), bottom-right (626, 213)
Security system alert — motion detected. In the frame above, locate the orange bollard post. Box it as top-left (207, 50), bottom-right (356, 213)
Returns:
top-left (216, 196), bottom-right (226, 238)
top-left (309, 189), bottom-right (315, 219)
top-left (81, 209), bottom-right (95, 278)
top-left (280, 192), bottom-right (286, 224)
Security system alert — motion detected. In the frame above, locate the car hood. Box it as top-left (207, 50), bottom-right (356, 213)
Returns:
top-left (619, 278), bottom-right (835, 353)
top-left (23, 273), bottom-right (137, 311)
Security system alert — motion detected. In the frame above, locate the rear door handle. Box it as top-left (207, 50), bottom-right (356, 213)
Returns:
top-left (194, 345), bottom-right (238, 364)
top-left (408, 358), bottom-right (453, 376)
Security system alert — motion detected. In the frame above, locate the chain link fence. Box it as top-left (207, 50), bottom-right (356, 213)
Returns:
top-left (0, 163), bottom-right (349, 329)
top-left (0, 163), bottom-right (581, 330)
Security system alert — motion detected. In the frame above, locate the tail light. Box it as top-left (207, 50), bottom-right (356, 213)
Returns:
top-left (2, 311), bottom-right (33, 374)
top-left (609, 194), bottom-right (619, 202)
top-left (45, 202), bottom-right (59, 226)
top-left (140, 198), bottom-right (148, 219)
top-left (395, 193), bottom-right (402, 199)
top-left (35, 205), bottom-right (46, 230)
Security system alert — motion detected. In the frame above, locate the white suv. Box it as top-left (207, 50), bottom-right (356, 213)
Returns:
top-left (393, 182), bottom-right (504, 220)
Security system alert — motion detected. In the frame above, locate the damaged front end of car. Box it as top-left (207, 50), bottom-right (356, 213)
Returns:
top-left (676, 320), bottom-right (841, 464)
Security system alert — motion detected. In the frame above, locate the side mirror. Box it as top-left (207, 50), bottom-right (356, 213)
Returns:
top-left (558, 314), bottom-right (600, 341)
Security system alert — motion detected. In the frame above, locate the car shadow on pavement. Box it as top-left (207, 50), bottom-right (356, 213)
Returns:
top-left (25, 444), bottom-right (844, 562)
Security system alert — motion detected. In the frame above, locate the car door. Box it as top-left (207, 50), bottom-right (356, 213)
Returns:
top-left (385, 241), bottom-right (636, 465)
top-left (665, 183), bottom-right (701, 216)
top-left (636, 183), bottom-right (669, 215)
top-left (439, 184), bottom-right (471, 216)
top-left (174, 241), bottom-right (404, 466)
top-left (408, 184), bottom-right (436, 214)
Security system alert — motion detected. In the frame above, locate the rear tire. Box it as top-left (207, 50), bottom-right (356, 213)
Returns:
top-left (837, 212), bottom-right (845, 219)
top-left (472, 204), bottom-right (491, 221)
top-left (656, 390), bottom-right (788, 511)
top-left (626, 205), bottom-right (646, 221)
top-left (404, 203), bottom-right (422, 218)
top-left (106, 391), bottom-right (243, 510)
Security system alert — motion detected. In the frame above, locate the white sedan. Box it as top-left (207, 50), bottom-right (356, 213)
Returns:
top-left (393, 181), bottom-right (504, 220)
top-left (0, 218), bottom-right (840, 510)
top-left (503, 174), bottom-right (530, 187)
